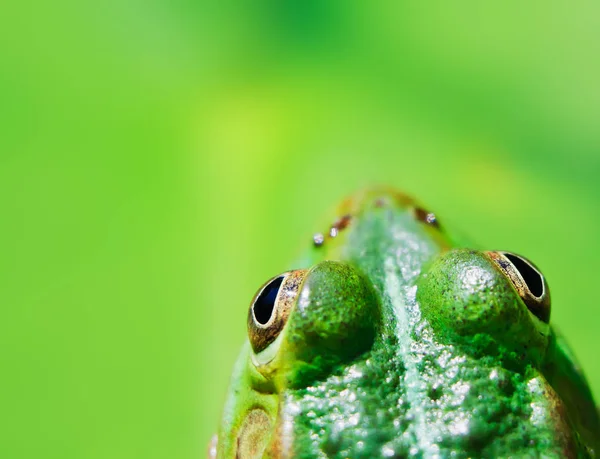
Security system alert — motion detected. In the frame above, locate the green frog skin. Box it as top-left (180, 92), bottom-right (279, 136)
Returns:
top-left (211, 187), bottom-right (600, 458)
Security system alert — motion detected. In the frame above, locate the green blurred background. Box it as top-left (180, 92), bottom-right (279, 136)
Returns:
top-left (2, 1), bottom-right (599, 457)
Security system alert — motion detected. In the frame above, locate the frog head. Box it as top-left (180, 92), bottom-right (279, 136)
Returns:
top-left (212, 187), bottom-right (599, 458)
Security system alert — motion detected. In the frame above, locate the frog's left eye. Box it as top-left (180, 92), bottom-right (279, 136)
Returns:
top-left (247, 269), bottom-right (309, 356)
top-left (487, 251), bottom-right (551, 323)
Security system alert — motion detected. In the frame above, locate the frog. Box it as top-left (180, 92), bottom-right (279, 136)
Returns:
top-left (210, 187), bottom-right (600, 458)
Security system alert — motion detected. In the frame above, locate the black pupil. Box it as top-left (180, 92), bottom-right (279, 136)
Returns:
top-left (253, 276), bottom-right (284, 325)
top-left (505, 253), bottom-right (544, 297)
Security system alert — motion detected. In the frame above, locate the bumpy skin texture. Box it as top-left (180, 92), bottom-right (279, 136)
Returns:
top-left (215, 188), bottom-right (600, 458)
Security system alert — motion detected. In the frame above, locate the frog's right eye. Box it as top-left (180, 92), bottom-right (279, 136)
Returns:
top-left (247, 270), bottom-right (308, 356)
top-left (486, 251), bottom-right (551, 324)
top-left (417, 249), bottom-right (551, 365)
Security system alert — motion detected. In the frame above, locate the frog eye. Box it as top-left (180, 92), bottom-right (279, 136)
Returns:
top-left (486, 251), bottom-right (551, 323)
top-left (247, 269), bottom-right (309, 357)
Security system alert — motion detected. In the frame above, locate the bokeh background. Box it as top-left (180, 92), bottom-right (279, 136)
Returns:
top-left (2, 2), bottom-right (600, 458)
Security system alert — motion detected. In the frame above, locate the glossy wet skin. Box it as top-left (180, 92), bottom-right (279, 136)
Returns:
top-left (213, 188), bottom-right (600, 458)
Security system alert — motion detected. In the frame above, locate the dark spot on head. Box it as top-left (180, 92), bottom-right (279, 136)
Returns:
top-left (329, 214), bottom-right (353, 238)
top-left (414, 207), bottom-right (440, 228)
top-left (374, 197), bottom-right (388, 208)
top-left (332, 214), bottom-right (352, 231)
